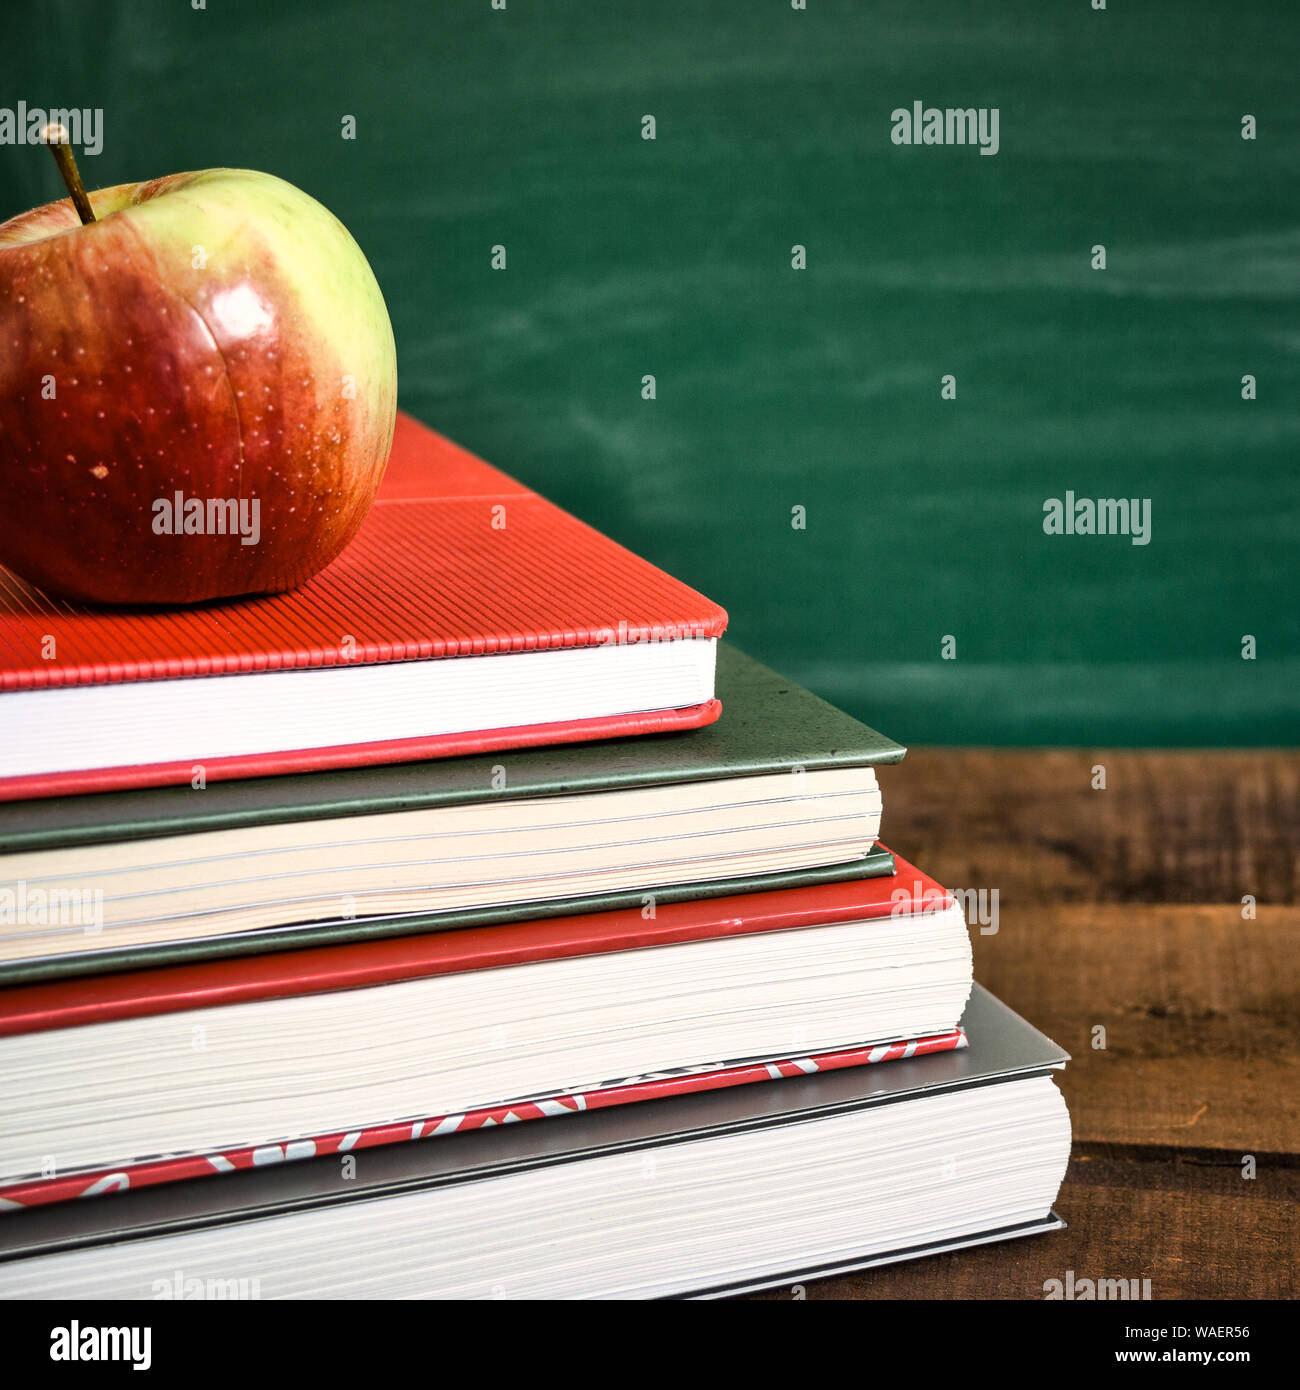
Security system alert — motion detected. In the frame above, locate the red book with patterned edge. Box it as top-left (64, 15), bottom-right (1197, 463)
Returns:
top-left (0, 850), bottom-right (964, 1212)
top-left (0, 1030), bottom-right (967, 1213)
top-left (0, 412), bottom-right (727, 801)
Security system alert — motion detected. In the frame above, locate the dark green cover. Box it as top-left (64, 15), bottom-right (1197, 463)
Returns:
top-left (0, 645), bottom-right (903, 982)
top-left (6, 4), bottom-right (1295, 754)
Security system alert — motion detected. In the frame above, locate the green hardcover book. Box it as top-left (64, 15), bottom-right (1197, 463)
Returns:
top-left (0, 645), bottom-right (904, 982)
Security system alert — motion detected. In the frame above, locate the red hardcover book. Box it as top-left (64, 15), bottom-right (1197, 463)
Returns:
top-left (0, 1030), bottom-right (967, 1213)
top-left (0, 412), bottom-right (726, 801)
top-left (0, 851), bottom-right (972, 1212)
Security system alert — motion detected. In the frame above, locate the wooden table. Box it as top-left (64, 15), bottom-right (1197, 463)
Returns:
top-left (750, 750), bottom-right (1300, 1300)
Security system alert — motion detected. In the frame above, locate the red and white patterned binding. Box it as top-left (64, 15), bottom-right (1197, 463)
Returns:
top-left (0, 1027), bottom-right (966, 1213)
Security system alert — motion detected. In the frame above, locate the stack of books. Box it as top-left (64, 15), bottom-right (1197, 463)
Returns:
top-left (0, 414), bottom-right (1070, 1299)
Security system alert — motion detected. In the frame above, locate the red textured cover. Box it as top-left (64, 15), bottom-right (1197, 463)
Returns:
top-left (0, 411), bottom-right (727, 798)
top-left (0, 1029), bottom-right (968, 1213)
top-left (0, 848), bottom-right (951, 1036)
top-left (0, 412), bottom-right (728, 688)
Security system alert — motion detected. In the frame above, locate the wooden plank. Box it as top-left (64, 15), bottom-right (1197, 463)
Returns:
top-left (749, 1157), bottom-right (1299, 1301)
top-left (882, 750), bottom-right (1300, 906)
top-left (965, 903), bottom-right (1300, 1154)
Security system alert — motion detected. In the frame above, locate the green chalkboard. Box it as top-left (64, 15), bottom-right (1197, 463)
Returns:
top-left (2, 0), bottom-right (1296, 744)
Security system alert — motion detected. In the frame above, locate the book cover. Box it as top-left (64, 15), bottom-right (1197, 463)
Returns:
top-left (0, 645), bottom-right (905, 982)
top-left (0, 411), bottom-right (729, 801)
top-left (0, 987), bottom-right (1070, 1300)
top-left (0, 848), bottom-right (941, 1032)
top-left (0, 1030), bottom-right (970, 1213)
top-left (0, 852), bottom-right (959, 1210)
top-left (0, 645), bottom-right (905, 854)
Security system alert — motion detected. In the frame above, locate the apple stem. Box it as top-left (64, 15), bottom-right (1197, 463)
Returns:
top-left (42, 123), bottom-right (96, 225)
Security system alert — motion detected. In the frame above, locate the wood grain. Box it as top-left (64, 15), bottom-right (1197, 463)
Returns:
top-left (881, 749), bottom-right (1300, 906)
top-left (750, 1158), bottom-right (1299, 1301)
top-left (744, 749), bottom-right (1300, 1300)
top-left (972, 903), bottom-right (1300, 1154)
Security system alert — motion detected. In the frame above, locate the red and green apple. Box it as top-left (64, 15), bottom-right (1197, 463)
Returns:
top-left (0, 161), bottom-right (398, 604)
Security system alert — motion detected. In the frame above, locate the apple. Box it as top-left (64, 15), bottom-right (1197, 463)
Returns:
top-left (0, 161), bottom-right (398, 604)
